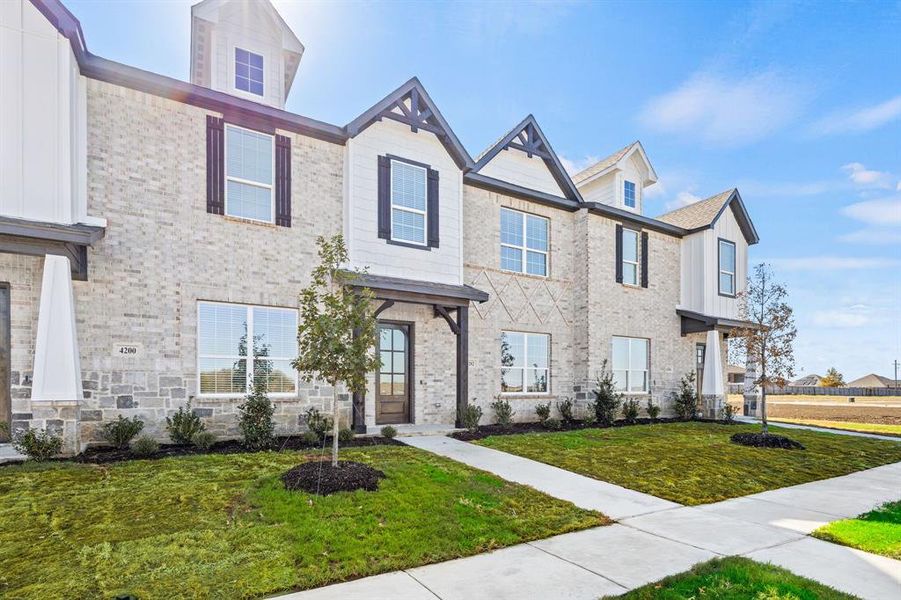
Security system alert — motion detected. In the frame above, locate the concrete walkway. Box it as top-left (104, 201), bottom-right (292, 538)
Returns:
top-left (280, 440), bottom-right (901, 600)
top-left (737, 415), bottom-right (901, 442)
top-left (0, 444), bottom-right (24, 464)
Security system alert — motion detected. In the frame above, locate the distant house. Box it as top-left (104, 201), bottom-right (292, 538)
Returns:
top-left (846, 374), bottom-right (900, 389)
top-left (791, 374), bottom-right (823, 387)
top-left (725, 365), bottom-right (745, 385)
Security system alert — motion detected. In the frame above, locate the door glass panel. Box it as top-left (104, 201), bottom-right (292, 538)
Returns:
top-left (380, 351), bottom-right (391, 373)
top-left (392, 352), bottom-right (405, 373)
top-left (393, 379), bottom-right (405, 396)
top-left (392, 328), bottom-right (405, 349)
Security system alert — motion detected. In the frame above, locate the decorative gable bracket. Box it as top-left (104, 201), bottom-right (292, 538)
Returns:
top-left (507, 121), bottom-right (551, 160)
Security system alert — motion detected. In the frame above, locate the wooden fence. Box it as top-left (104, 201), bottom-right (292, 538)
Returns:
top-left (762, 385), bottom-right (900, 397)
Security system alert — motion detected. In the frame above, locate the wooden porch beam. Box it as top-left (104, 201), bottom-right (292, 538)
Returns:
top-left (433, 305), bottom-right (460, 335)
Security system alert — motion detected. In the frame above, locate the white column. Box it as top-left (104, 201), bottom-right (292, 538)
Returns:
top-left (701, 329), bottom-right (724, 417)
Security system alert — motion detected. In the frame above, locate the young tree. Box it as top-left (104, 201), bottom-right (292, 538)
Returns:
top-left (732, 263), bottom-right (797, 435)
top-left (293, 235), bottom-right (380, 466)
top-left (820, 367), bottom-right (846, 387)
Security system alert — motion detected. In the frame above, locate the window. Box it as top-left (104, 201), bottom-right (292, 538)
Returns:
top-left (612, 336), bottom-right (649, 393)
top-left (390, 159), bottom-right (428, 245)
top-left (500, 208), bottom-right (549, 276)
top-left (198, 302), bottom-right (297, 396)
top-left (235, 48), bottom-right (264, 96)
top-left (622, 228), bottom-right (639, 285)
top-left (624, 180), bottom-right (636, 209)
top-left (225, 125), bottom-right (274, 222)
top-left (500, 331), bottom-right (549, 394)
top-left (719, 239), bottom-right (736, 296)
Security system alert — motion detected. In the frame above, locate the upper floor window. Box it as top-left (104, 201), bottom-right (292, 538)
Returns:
top-left (197, 302), bottom-right (298, 397)
top-left (624, 180), bottom-right (637, 209)
top-left (390, 159), bottom-right (428, 245)
top-left (235, 48), bottom-right (264, 96)
top-left (500, 331), bottom-right (549, 394)
top-left (500, 207), bottom-right (549, 276)
top-left (225, 125), bottom-right (274, 222)
top-left (621, 228), bottom-right (639, 285)
top-left (612, 336), bottom-right (649, 393)
top-left (719, 239), bottom-right (736, 297)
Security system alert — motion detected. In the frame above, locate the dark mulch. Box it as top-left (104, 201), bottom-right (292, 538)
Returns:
top-left (731, 432), bottom-right (805, 450)
top-left (282, 460), bottom-right (386, 495)
top-left (450, 417), bottom-right (732, 441)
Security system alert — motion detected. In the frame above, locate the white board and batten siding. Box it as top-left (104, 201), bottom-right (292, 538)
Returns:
top-left (0, 0), bottom-right (88, 226)
top-left (479, 149), bottom-right (568, 198)
top-left (345, 119), bottom-right (463, 286)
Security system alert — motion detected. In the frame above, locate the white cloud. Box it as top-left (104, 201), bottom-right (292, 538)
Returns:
top-left (766, 256), bottom-right (901, 271)
top-left (559, 154), bottom-right (600, 176)
top-left (665, 190), bottom-right (702, 211)
top-left (841, 162), bottom-right (895, 189)
top-left (811, 309), bottom-right (870, 328)
top-left (838, 229), bottom-right (901, 245)
top-left (639, 71), bottom-right (806, 145)
top-left (841, 197), bottom-right (901, 226)
top-left (812, 95), bottom-right (901, 135)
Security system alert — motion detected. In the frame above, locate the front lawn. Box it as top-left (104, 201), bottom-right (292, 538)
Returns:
top-left (475, 422), bottom-right (901, 505)
top-left (604, 557), bottom-right (856, 599)
top-left (0, 446), bottom-right (606, 599)
top-left (813, 500), bottom-right (901, 559)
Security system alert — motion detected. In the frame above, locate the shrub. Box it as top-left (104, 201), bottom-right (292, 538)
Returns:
top-left (130, 435), bottom-right (159, 457)
top-left (490, 397), bottom-right (515, 427)
top-left (461, 404), bottom-right (483, 433)
top-left (535, 401), bottom-right (552, 423)
top-left (300, 431), bottom-right (321, 445)
top-left (7, 426), bottom-right (62, 461)
top-left (582, 409), bottom-right (597, 426)
top-left (101, 415), bottom-right (144, 449)
top-left (723, 403), bottom-right (737, 424)
top-left (671, 373), bottom-right (699, 421)
top-left (192, 431), bottom-right (216, 451)
top-left (543, 417), bottom-right (562, 430)
top-left (238, 380), bottom-right (275, 450)
top-left (622, 398), bottom-right (640, 424)
top-left (303, 406), bottom-right (332, 441)
top-left (166, 400), bottom-right (206, 444)
top-left (591, 361), bottom-right (622, 426)
top-left (380, 425), bottom-right (397, 439)
top-left (556, 398), bottom-right (575, 423)
top-left (646, 398), bottom-right (661, 420)
top-left (338, 428), bottom-right (355, 443)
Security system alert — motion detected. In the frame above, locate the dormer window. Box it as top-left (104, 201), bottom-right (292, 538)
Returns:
top-left (235, 48), bottom-right (264, 96)
top-left (624, 180), bottom-right (637, 209)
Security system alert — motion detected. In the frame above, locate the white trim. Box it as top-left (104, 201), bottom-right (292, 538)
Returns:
top-left (499, 207), bottom-right (549, 277)
top-left (500, 330), bottom-right (551, 395)
top-left (227, 42), bottom-right (270, 103)
top-left (621, 227), bottom-right (640, 286)
top-left (233, 46), bottom-right (265, 97)
top-left (719, 239), bottom-right (736, 296)
top-left (224, 123), bottom-right (275, 224)
top-left (389, 158), bottom-right (428, 246)
top-left (611, 335), bottom-right (650, 394)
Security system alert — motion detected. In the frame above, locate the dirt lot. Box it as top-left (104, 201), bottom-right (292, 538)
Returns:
top-left (727, 394), bottom-right (901, 425)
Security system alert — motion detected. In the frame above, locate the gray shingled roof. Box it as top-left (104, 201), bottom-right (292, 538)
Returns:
top-left (571, 142), bottom-right (637, 184)
top-left (656, 189), bottom-right (736, 230)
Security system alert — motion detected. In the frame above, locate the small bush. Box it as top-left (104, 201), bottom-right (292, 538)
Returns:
top-left (380, 425), bottom-right (397, 439)
top-left (646, 398), bottom-right (661, 420)
top-left (303, 407), bottom-right (332, 441)
top-left (671, 373), bottom-right (699, 421)
top-left (591, 361), bottom-right (622, 426)
top-left (238, 380), bottom-right (275, 450)
top-left (461, 404), bottom-right (483, 433)
top-left (543, 417), bottom-right (562, 430)
top-left (300, 431), bottom-right (321, 445)
top-left (192, 431), bottom-right (216, 451)
top-left (130, 435), bottom-right (159, 457)
top-left (723, 403), bottom-right (737, 424)
top-left (556, 398), bottom-right (575, 423)
top-left (490, 397), bottom-right (515, 427)
top-left (101, 415), bottom-right (144, 449)
top-left (583, 410), bottom-right (597, 426)
top-left (535, 401), bottom-right (552, 423)
top-left (8, 426), bottom-right (62, 461)
top-left (166, 400), bottom-right (206, 444)
top-left (622, 398), bottom-right (640, 424)
top-left (338, 428), bottom-right (355, 443)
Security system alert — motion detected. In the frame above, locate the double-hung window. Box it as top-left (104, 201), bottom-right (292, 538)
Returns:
top-left (225, 125), bottom-right (274, 222)
top-left (719, 239), bottom-right (736, 296)
top-left (621, 228), bottom-right (640, 285)
top-left (612, 336), bottom-right (649, 393)
top-left (390, 159), bottom-right (428, 245)
top-left (198, 302), bottom-right (297, 396)
top-left (500, 208), bottom-right (549, 276)
top-left (235, 48), bottom-right (264, 96)
top-left (624, 180), bottom-right (637, 209)
top-left (500, 331), bottom-right (549, 394)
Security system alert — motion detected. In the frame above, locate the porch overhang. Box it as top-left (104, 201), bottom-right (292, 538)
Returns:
top-left (344, 272), bottom-right (489, 307)
top-left (0, 216), bottom-right (106, 281)
top-left (677, 308), bottom-right (760, 337)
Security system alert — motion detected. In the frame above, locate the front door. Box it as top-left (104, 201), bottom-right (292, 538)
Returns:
top-left (0, 284), bottom-right (10, 442)
top-left (376, 322), bottom-right (411, 425)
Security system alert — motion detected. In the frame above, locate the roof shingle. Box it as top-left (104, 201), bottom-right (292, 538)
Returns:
top-left (655, 189), bottom-right (736, 230)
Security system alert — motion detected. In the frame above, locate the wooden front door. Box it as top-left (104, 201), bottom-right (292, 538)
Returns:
top-left (0, 284), bottom-right (10, 442)
top-left (376, 322), bottom-right (411, 425)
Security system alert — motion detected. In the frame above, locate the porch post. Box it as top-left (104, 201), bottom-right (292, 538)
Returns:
top-left (701, 329), bottom-right (725, 418)
top-left (455, 306), bottom-right (469, 428)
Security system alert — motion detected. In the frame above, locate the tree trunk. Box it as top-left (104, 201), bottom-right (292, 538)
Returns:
top-left (331, 385), bottom-right (340, 467)
top-left (760, 367), bottom-right (768, 435)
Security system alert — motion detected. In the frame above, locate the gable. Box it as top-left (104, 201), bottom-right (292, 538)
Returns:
top-left (478, 148), bottom-right (570, 198)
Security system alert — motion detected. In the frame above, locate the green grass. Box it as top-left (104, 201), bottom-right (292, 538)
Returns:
top-left (475, 422), bottom-right (901, 505)
top-left (0, 446), bottom-right (606, 599)
top-left (813, 500), bottom-right (901, 559)
top-left (604, 557), bottom-right (856, 599)
top-left (771, 418), bottom-right (901, 438)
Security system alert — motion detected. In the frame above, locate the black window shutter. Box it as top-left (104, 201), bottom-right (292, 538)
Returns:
top-left (377, 155), bottom-right (391, 239)
top-left (427, 168), bottom-right (439, 248)
top-left (615, 224), bottom-right (623, 283)
top-left (274, 134), bottom-right (291, 227)
top-left (206, 116), bottom-right (225, 215)
top-left (640, 231), bottom-right (649, 288)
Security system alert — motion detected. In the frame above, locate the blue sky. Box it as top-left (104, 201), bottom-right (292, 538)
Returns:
top-left (68, 0), bottom-right (900, 381)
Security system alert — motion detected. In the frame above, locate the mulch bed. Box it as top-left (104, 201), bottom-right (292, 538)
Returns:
top-left (730, 432), bottom-right (805, 450)
top-left (282, 460), bottom-right (386, 495)
top-left (450, 417), bottom-right (733, 441)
